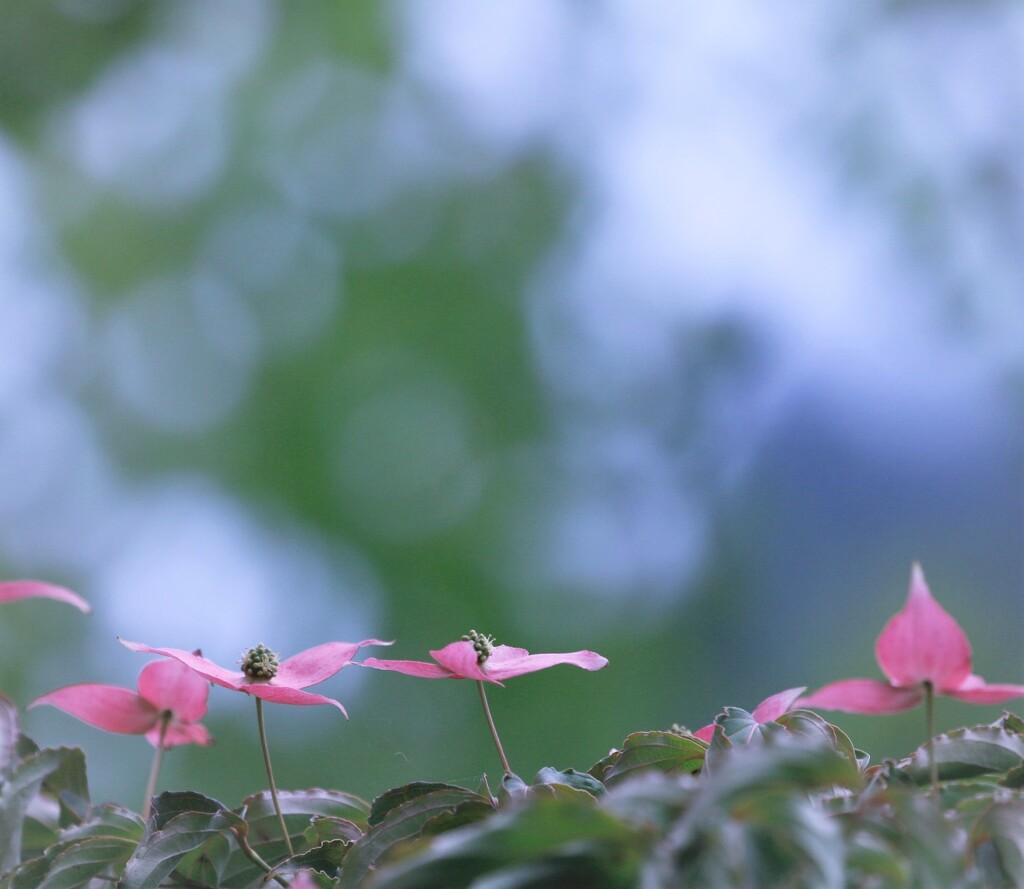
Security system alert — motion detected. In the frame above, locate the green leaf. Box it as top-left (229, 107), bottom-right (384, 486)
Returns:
top-left (304, 815), bottom-right (363, 845)
top-left (40, 747), bottom-right (89, 828)
top-left (368, 790), bottom-right (638, 889)
top-left (533, 767), bottom-right (605, 796)
top-left (273, 838), bottom-right (351, 878)
top-left (0, 747), bottom-right (87, 873)
top-left (339, 786), bottom-right (493, 888)
top-left (241, 787), bottom-right (370, 828)
top-left (603, 732), bottom-right (706, 786)
top-left (37, 836), bottom-right (138, 889)
top-left (0, 694), bottom-right (19, 776)
top-left (369, 783), bottom-right (471, 827)
top-left (896, 725), bottom-right (1024, 784)
top-left (58, 805), bottom-right (145, 843)
top-left (148, 790), bottom-right (226, 830)
top-left (970, 799), bottom-right (1024, 887)
top-left (118, 808), bottom-right (246, 889)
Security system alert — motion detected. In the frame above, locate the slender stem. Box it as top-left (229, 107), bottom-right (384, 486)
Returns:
top-left (924, 680), bottom-right (938, 793)
top-left (255, 698), bottom-right (294, 857)
top-left (476, 680), bottom-right (513, 776)
top-left (142, 712), bottom-right (171, 821)
top-left (231, 827), bottom-right (289, 887)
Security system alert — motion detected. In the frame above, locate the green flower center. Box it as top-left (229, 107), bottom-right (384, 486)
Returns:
top-left (241, 643), bottom-right (280, 680)
top-left (461, 629), bottom-right (495, 665)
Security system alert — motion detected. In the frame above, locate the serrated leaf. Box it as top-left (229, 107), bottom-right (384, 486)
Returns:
top-left (587, 748), bottom-right (620, 783)
top-left (148, 790), bottom-right (226, 831)
top-left (0, 747), bottom-right (86, 873)
top-left (58, 805), bottom-right (145, 843)
top-left (603, 732), bottom-right (706, 786)
top-left (37, 836), bottom-right (137, 889)
top-left (273, 838), bottom-right (351, 878)
top-left (118, 808), bottom-right (245, 889)
top-left (534, 767), bottom-right (605, 796)
top-left (241, 788), bottom-right (369, 829)
top-left (369, 783), bottom-right (471, 827)
top-left (896, 725), bottom-right (1024, 784)
top-left (368, 789), bottom-right (637, 889)
top-left (304, 815), bottom-right (363, 845)
top-left (1, 854), bottom-right (50, 889)
top-left (339, 787), bottom-right (493, 888)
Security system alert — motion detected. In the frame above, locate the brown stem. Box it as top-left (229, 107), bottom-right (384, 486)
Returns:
top-left (924, 680), bottom-right (938, 794)
top-left (476, 680), bottom-right (513, 776)
top-left (142, 712), bottom-right (171, 821)
top-left (256, 698), bottom-right (294, 856)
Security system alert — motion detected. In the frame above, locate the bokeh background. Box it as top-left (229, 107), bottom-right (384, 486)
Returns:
top-left (1, 0), bottom-right (1021, 810)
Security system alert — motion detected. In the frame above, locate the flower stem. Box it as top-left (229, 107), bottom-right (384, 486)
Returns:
top-left (231, 827), bottom-right (289, 887)
top-left (476, 680), bottom-right (513, 776)
top-left (924, 680), bottom-right (938, 793)
top-left (141, 712), bottom-right (171, 821)
top-left (255, 697), bottom-right (294, 857)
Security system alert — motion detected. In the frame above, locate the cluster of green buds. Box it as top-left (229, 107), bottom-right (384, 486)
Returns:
top-left (241, 643), bottom-right (280, 680)
top-left (461, 629), bottom-right (496, 665)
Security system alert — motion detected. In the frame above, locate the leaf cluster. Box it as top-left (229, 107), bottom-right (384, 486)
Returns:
top-left (5, 696), bottom-right (1024, 887)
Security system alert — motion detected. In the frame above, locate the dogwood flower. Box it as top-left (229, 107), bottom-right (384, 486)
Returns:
top-left (0, 580), bottom-right (90, 613)
top-left (122, 636), bottom-right (389, 854)
top-left (360, 632), bottom-right (608, 686)
top-left (31, 659), bottom-right (211, 748)
top-left (363, 631), bottom-right (608, 777)
top-left (801, 564), bottom-right (1024, 714)
top-left (692, 687), bottom-right (807, 742)
top-left (120, 638), bottom-right (390, 714)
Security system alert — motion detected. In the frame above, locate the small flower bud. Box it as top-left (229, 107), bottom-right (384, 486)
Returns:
top-left (241, 643), bottom-right (280, 679)
top-left (461, 629), bottom-right (495, 665)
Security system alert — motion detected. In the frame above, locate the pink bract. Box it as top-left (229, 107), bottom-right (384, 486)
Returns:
top-left (361, 640), bottom-right (608, 687)
top-left (692, 686), bottom-right (807, 742)
top-left (31, 659), bottom-right (211, 749)
top-left (0, 580), bottom-right (90, 613)
top-left (801, 563), bottom-right (1024, 714)
top-left (120, 638), bottom-right (391, 714)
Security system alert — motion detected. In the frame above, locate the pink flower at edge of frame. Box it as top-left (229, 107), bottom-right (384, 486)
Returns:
top-left (360, 640), bottom-right (609, 687)
top-left (800, 563), bottom-right (1024, 715)
top-left (30, 659), bottom-right (212, 749)
top-left (0, 580), bottom-right (90, 613)
top-left (691, 686), bottom-right (807, 742)
top-left (119, 638), bottom-right (392, 714)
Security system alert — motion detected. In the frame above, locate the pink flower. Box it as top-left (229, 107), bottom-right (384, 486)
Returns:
top-left (0, 580), bottom-right (90, 613)
top-left (360, 631), bottom-right (608, 686)
top-left (119, 638), bottom-right (390, 714)
top-left (31, 659), bottom-right (211, 748)
top-left (692, 686), bottom-right (807, 742)
top-left (801, 563), bottom-right (1024, 714)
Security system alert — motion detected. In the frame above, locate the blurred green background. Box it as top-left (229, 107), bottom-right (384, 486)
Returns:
top-left (0, 1), bottom-right (1021, 811)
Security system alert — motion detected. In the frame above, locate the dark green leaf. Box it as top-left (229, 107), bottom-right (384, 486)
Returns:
top-left (0, 747), bottom-right (86, 873)
top-left (304, 815), bottom-right (363, 845)
top-left (533, 767), bottom-right (605, 796)
top-left (970, 799), bottom-right (1024, 887)
top-left (339, 787), bottom-right (493, 888)
top-left (368, 790), bottom-right (637, 889)
top-left (118, 808), bottom-right (245, 889)
top-left (37, 836), bottom-right (137, 889)
top-left (369, 783), bottom-right (471, 827)
top-left (603, 732), bottom-right (706, 786)
top-left (148, 790), bottom-right (227, 831)
top-left (896, 725), bottom-right (1024, 784)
